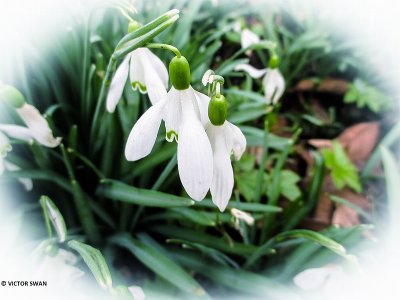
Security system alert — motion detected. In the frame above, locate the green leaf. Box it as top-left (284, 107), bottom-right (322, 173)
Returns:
top-left (344, 79), bottom-right (391, 113)
top-left (96, 179), bottom-right (194, 207)
top-left (322, 140), bottom-right (362, 192)
top-left (40, 196), bottom-right (67, 242)
top-left (110, 233), bottom-right (206, 296)
top-left (235, 170), bottom-right (269, 202)
top-left (68, 240), bottom-right (112, 290)
top-left (150, 225), bottom-right (259, 256)
top-left (195, 198), bottom-right (282, 213)
top-left (279, 170), bottom-right (302, 201)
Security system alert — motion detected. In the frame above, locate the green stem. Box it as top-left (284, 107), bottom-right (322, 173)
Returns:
top-left (254, 119), bottom-right (269, 203)
top-left (60, 144), bottom-right (100, 243)
top-left (67, 148), bottom-right (105, 179)
top-left (146, 43), bottom-right (181, 57)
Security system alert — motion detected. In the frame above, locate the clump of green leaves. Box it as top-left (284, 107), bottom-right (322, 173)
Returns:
top-left (322, 140), bottom-right (362, 192)
top-left (344, 79), bottom-right (391, 113)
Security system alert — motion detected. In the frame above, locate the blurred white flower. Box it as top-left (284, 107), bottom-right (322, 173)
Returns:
top-left (0, 103), bottom-right (61, 147)
top-left (231, 208), bottom-right (254, 226)
top-left (106, 48), bottom-right (168, 113)
top-left (125, 86), bottom-right (213, 201)
top-left (205, 121), bottom-right (246, 211)
top-left (35, 249), bottom-right (84, 286)
top-left (129, 285), bottom-right (146, 300)
top-left (241, 28), bottom-right (260, 52)
top-left (293, 264), bottom-right (347, 291)
top-left (235, 64), bottom-right (285, 105)
top-left (0, 131), bottom-right (33, 190)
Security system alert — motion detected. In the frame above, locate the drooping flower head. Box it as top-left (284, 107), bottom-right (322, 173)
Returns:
top-left (202, 73), bottom-right (246, 211)
top-left (124, 53), bottom-right (213, 201)
top-left (235, 54), bottom-right (285, 105)
top-left (0, 84), bottom-right (61, 147)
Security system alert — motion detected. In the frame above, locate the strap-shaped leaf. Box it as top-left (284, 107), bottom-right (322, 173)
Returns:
top-left (40, 196), bottom-right (67, 242)
top-left (68, 240), bottom-right (112, 290)
top-left (110, 233), bottom-right (205, 296)
top-left (96, 179), bottom-right (194, 207)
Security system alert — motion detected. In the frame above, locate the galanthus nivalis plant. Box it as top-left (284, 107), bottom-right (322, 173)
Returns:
top-left (235, 54), bottom-right (285, 105)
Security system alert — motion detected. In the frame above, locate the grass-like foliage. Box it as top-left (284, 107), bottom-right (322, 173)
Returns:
top-left (0, 1), bottom-right (398, 299)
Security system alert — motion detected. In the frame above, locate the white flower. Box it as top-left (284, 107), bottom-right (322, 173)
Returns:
top-left (0, 103), bottom-right (61, 147)
top-left (205, 121), bottom-right (246, 211)
top-left (0, 131), bottom-right (33, 190)
top-left (128, 285), bottom-right (146, 300)
top-left (235, 64), bottom-right (285, 105)
top-left (106, 47), bottom-right (168, 113)
top-left (293, 265), bottom-right (346, 291)
top-left (241, 28), bottom-right (260, 51)
top-left (125, 86), bottom-right (213, 201)
top-left (35, 249), bottom-right (84, 287)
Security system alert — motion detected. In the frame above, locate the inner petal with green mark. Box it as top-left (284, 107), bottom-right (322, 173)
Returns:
top-left (132, 81), bottom-right (147, 93)
top-left (166, 130), bottom-right (178, 142)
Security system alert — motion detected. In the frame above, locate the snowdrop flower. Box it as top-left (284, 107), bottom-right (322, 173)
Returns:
top-left (235, 54), bottom-right (285, 105)
top-left (128, 286), bottom-right (146, 300)
top-left (0, 84), bottom-right (61, 147)
top-left (106, 47), bottom-right (168, 113)
top-left (233, 23), bottom-right (260, 55)
top-left (0, 131), bottom-right (33, 190)
top-left (125, 55), bottom-right (213, 201)
top-left (205, 94), bottom-right (246, 211)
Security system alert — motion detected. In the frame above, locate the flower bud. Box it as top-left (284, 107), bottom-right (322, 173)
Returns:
top-left (268, 54), bottom-right (280, 69)
top-left (169, 56), bottom-right (190, 90)
top-left (208, 94), bottom-right (227, 126)
top-left (0, 84), bottom-right (25, 108)
top-left (127, 21), bottom-right (140, 33)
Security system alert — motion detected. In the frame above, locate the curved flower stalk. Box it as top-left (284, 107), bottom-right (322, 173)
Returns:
top-left (106, 47), bottom-right (168, 113)
top-left (125, 54), bottom-right (213, 201)
top-left (0, 84), bottom-right (61, 147)
top-left (235, 54), bottom-right (285, 105)
top-left (203, 73), bottom-right (246, 211)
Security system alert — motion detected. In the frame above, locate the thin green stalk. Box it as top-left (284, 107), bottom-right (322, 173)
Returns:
top-left (40, 197), bottom-right (53, 239)
top-left (254, 120), bottom-right (269, 203)
top-left (60, 144), bottom-right (100, 243)
top-left (67, 148), bottom-right (105, 179)
top-left (146, 43), bottom-right (181, 57)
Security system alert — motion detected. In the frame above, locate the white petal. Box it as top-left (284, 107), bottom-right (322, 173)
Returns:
top-left (207, 123), bottom-right (234, 212)
top-left (263, 69), bottom-right (285, 105)
top-left (293, 268), bottom-right (333, 291)
top-left (16, 104), bottom-right (61, 147)
top-left (128, 286), bottom-right (145, 300)
top-left (227, 122), bottom-right (246, 160)
top-left (202, 69), bottom-right (214, 86)
top-left (241, 28), bottom-right (260, 49)
top-left (125, 99), bottom-right (165, 161)
top-left (4, 161), bottom-right (33, 191)
top-left (106, 53), bottom-right (131, 113)
top-left (163, 87), bottom-right (182, 142)
top-left (235, 64), bottom-right (268, 79)
top-left (193, 90), bottom-right (210, 126)
top-left (177, 93), bottom-right (213, 201)
top-left (142, 48), bottom-right (168, 89)
top-left (0, 131), bottom-right (12, 157)
top-left (129, 49), bottom-right (147, 94)
top-left (0, 124), bottom-right (33, 143)
top-left (141, 49), bottom-right (168, 105)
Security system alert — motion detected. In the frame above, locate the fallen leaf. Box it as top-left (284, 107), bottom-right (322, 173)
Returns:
top-left (338, 122), bottom-right (380, 168)
top-left (293, 78), bottom-right (349, 94)
top-left (332, 204), bottom-right (360, 227)
top-left (308, 139), bottom-right (332, 149)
